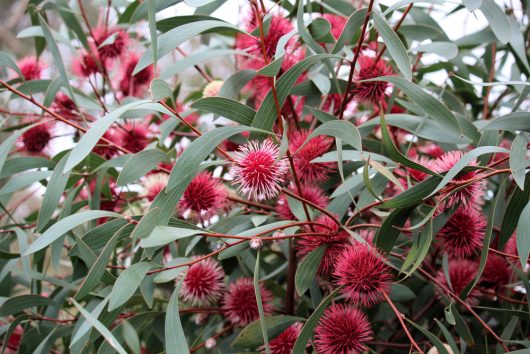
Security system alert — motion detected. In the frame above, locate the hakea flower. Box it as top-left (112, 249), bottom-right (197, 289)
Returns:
top-left (276, 184), bottom-right (329, 220)
top-left (289, 129), bottom-right (335, 183)
top-left (352, 53), bottom-right (393, 104)
top-left (231, 140), bottom-right (288, 200)
top-left (52, 92), bottom-right (77, 118)
top-left (419, 142), bottom-right (445, 158)
top-left (432, 151), bottom-right (485, 208)
top-left (322, 14), bottom-right (347, 40)
top-left (357, 228), bottom-right (375, 244)
top-left (437, 207), bottom-right (486, 258)
top-left (119, 54), bottom-right (154, 97)
top-left (333, 243), bottom-right (393, 307)
top-left (0, 322), bottom-right (23, 354)
top-left (314, 304), bottom-right (373, 354)
top-left (407, 156), bottom-right (433, 182)
top-left (264, 323), bottom-right (302, 354)
top-left (142, 173), bottom-right (169, 201)
top-left (435, 259), bottom-right (482, 304)
top-left (179, 171), bottom-right (226, 221)
top-left (72, 49), bottom-right (101, 77)
top-left (116, 123), bottom-right (150, 153)
top-left (202, 80), bottom-right (224, 97)
top-left (21, 122), bottom-right (53, 154)
top-left (222, 278), bottom-right (274, 326)
top-left (180, 257), bottom-right (225, 306)
top-left (17, 56), bottom-right (45, 80)
top-left (481, 254), bottom-right (512, 288)
top-left (93, 129), bottom-right (120, 159)
top-left (297, 214), bottom-right (350, 275)
top-left (92, 26), bottom-right (129, 60)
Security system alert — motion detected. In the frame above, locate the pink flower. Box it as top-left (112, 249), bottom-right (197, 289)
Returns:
top-left (181, 257), bottom-right (225, 306)
top-left (322, 14), bottom-right (346, 40)
top-left (289, 129), bottom-right (335, 183)
top-left (437, 207), bottom-right (486, 258)
top-left (21, 122), bottom-right (53, 154)
top-left (432, 151), bottom-right (485, 208)
top-left (266, 323), bottom-right (302, 354)
top-left (481, 254), bottom-right (512, 288)
top-left (119, 54), bottom-right (154, 97)
top-left (93, 129), bottom-right (120, 159)
top-left (352, 54), bottom-right (393, 104)
top-left (17, 56), bottom-right (45, 80)
top-left (435, 259), bottom-right (481, 305)
top-left (419, 143), bottom-right (445, 158)
top-left (142, 173), bottom-right (169, 201)
top-left (314, 304), bottom-right (373, 354)
top-left (52, 92), bottom-right (77, 118)
top-left (72, 49), bottom-right (101, 77)
top-left (407, 156), bottom-right (432, 182)
top-left (276, 184), bottom-right (329, 220)
top-left (222, 278), bottom-right (274, 326)
top-left (231, 140), bottom-right (288, 200)
top-left (178, 171), bottom-right (226, 221)
top-left (333, 243), bottom-right (392, 307)
top-left (116, 123), bottom-right (150, 153)
top-left (93, 26), bottom-right (129, 60)
top-left (296, 214), bottom-right (350, 276)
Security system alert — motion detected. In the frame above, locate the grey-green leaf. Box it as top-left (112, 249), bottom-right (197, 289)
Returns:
top-left (109, 262), bottom-right (158, 311)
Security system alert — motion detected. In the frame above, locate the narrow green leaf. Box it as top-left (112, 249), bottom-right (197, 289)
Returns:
top-left (0, 123), bottom-right (43, 175)
top-left (162, 49), bottom-right (248, 79)
top-left (232, 316), bottom-right (302, 348)
top-left (0, 170), bottom-right (52, 195)
top-left (295, 246), bottom-right (326, 296)
top-left (166, 279), bottom-right (190, 354)
top-left (191, 97), bottom-right (256, 126)
top-left (116, 149), bottom-right (167, 186)
top-left (0, 295), bottom-right (58, 316)
top-left (406, 318), bottom-right (450, 354)
top-left (140, 226), bottom-right (205, 248)
top-left (150, 78), bottom-right (173, 103)
top-left (500, 174), bottom-right (530, 247)
top-left (480, 0), bottom-right (511, 44)
top-left (70, 296), bottom-right (110, 347)
top-left (516, 201), bottom-right (530, 268)
top-left (374, 207), bottom-right (414, 252)
top-left (0, 50), bottom-right (22, 76)
top-left (409, 41), bottom-right (458, 59)
top-left (510, 133), bottom-right (528, 191)
top-left (332, 9), bottom-right (367, 54)
top-left (297, 120), bottom-right (362, 151)
top-left (147, 0), bottom-right (158, 73)
top-left (254, 250), bottom-right (271, 354)
top-left (109, 262), bottom-right (158, 311)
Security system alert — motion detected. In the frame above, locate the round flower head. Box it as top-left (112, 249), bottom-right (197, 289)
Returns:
top-left (296, 214), bottom-right (350, 276)
top-left (93, 26), bottom-right (128, 60)
top-left (17, 56), bottom-right (45, 80)
top-left (21, 122), bottom-right (52, 154)
top-left (222, 278), bottom-right (274, 326)
top-left (353, 54), bottom-right (393, 104)
top-left (276, 184), bottom-right (329, 220)
top-left (119, 54), bottom-right (154, 97)
top-left (333, 244), bottom-right (392, 307)
top-left (231, 140), bottom-right (288, 200)
top-left (52, 92), bottom-right (77, 119)
top-left (93, 129), bottom-right (120, 159)
top-left (202, 80), bottom-right (224, 97)
top-left (314, 304), bottom-right (373, 354)
top-left (179, 171), bottom-right (226, 221)
top-left (435, 259), bottom-right (481, 305)
top-left (289, 129), bottom-right (335, 183)
top-left (142, 172), bottom-right (169, 201)
top-left (481, 254), bottom-right (512, 288)
top-left (180, 257), bottom-right (225, 306)
top-left (72, 49), bottom-right (101, 77)
top-left (322, 14), bottom-right (347, 40)
top-left (117, 123), bottom-right (150, 153)
top-left (437, 207), bottom-right (486, 258)
top-left (432, 151), bottom-right (485, 208)
top-left (266, 323), bottom-right (302, 354)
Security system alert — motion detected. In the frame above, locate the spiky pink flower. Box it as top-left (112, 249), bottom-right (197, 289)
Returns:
top-left (432, 151), bottom-right (485, 208)
top-left (21, 122), bottom-right (52, 153)
top-left (333, 244), bottom-right (392, 307)
top-left (265, 323), bottom-right (302, 354)
top-left (179, 171), bottom-right (226, 221)
top-left (352, 54), bottom-right (393, 104)
top-left (297, 214), bottom-right (350, 276)
top-left (289, 129), bottom-right (335, 183)
top-left (116, 123), bottom-right (150, 153)
top-left (407, 156), bottom-right (432, 182)
top-left (481, 254), bottom-right (512, 287)
top-left (180, 257), bottom-right (225, 306)
top-left (314, 304), bottom-right (373, 354)
top-left (93, 129), bottom-right (120, 158)
top-left (52, 92), bottom-right (77, 118)
top-left (435, 259), bottom-right (481, 304)
top-left (93, 26), bottom-right (129, 60)
top-left (322, 14), bottom-right (347, 40)
top-left (72, 50), bottom-right (101, 77)
top-left (119, 54), bottom-right (154, 97)
top-left (437, 207), bottom-right (486, 258)
top-left (222, 278), bottom-right (274, 326)
top-left (17, 56), bottom-right (45, 80)
top-left (276, 185), bottom-right (329, 220)
top-left (419, 143), bottom-right (445, 158)
top-left (232, 140), bottom-right (288, 200)
top-left (142, 173), bottom-right (169, 201)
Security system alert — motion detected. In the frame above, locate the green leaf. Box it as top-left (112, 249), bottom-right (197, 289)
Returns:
top-left (153, 257), bottom-right (189, 283)
top-left (292, 287), bottom-right (341, 354)
top-left (254, 250), bottom-right (271, 353)
top-left (516, 201), bottom-right (530, 268)
top-left (332, 8), bottom-right (368, 54)
top-left (150, 78), bottom-right (173, 103)
top-left (130, 0), bottom-right (182, 22)
top-left (382, 176), bottom-right (442, 208)
top-left (232, 315), bottom-right (302, 348)
top-left (70, 296), bottom-right (110, 347)
top-left (406, 318), bottom-right (450, 354)
top-left (24, 210), bottom-right (123, 256)
top-left (166, 279), bottom-right (190, 354)
top-left (463, 0), bottom-right (482, 11)
top-left (191, 97), bottom-right (256, 126)
top-left (500, 174), bottom-right (530, 247)
top-left (510, 133), bottom-right (528, 191)
top-left (71, 299), bottom-right (128, 354)
top-left (297, 120), bottom-right (362, 151)
top-left (147, 0), bottom-right (158, 73)
top-left (373, 11), bottom-right (412, 81)
top-left (139, 226), bottom-right (205, 248)
top-left (0, 50), bottom-right (22, 77)
top-left (116, 149), bottom-right (167, 186)
top-left (0, 295), bottom-right (58, 316)
top-left (374, 207), bottom-right (414, 252)
top-left (109, 262), bottom-right (158, 311)
top-left (389, 283), bottom-right (416, 302)
top-left (0, 170), bottom-right (52, 195)
top-left (409, 41), bottom-right (458, 59)
top-left (219, 69), bottom-right (257, 99)
top-left (482, 112), bottom-right (530, 132)
top-left (134, 20), bottom-right (246, 74)
top-left (480, 0), bottom-right (511, 44)
top-left (37, 152), bottom-right (72, 231)
top-left (0, 123), bottom-right (43, 175)
top-left (64, 100), bottom-right (151, 172)
top-left (258, 56), bottom-right (284, 77)
top-left (295, 246), bottom-right (326, 296)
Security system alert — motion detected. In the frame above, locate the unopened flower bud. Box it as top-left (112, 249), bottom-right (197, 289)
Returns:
top-left (205, 337), bottom-right (217, 349)
top-left (194, 313), bottom-right (208, 325)
top-left (202, 80), bottom-right (224, 97)
top-left (250, 237), bottom-right (263, 249)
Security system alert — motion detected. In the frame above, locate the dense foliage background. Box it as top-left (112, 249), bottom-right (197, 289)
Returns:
top-left (0, 0), bottom-right (529, 353)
